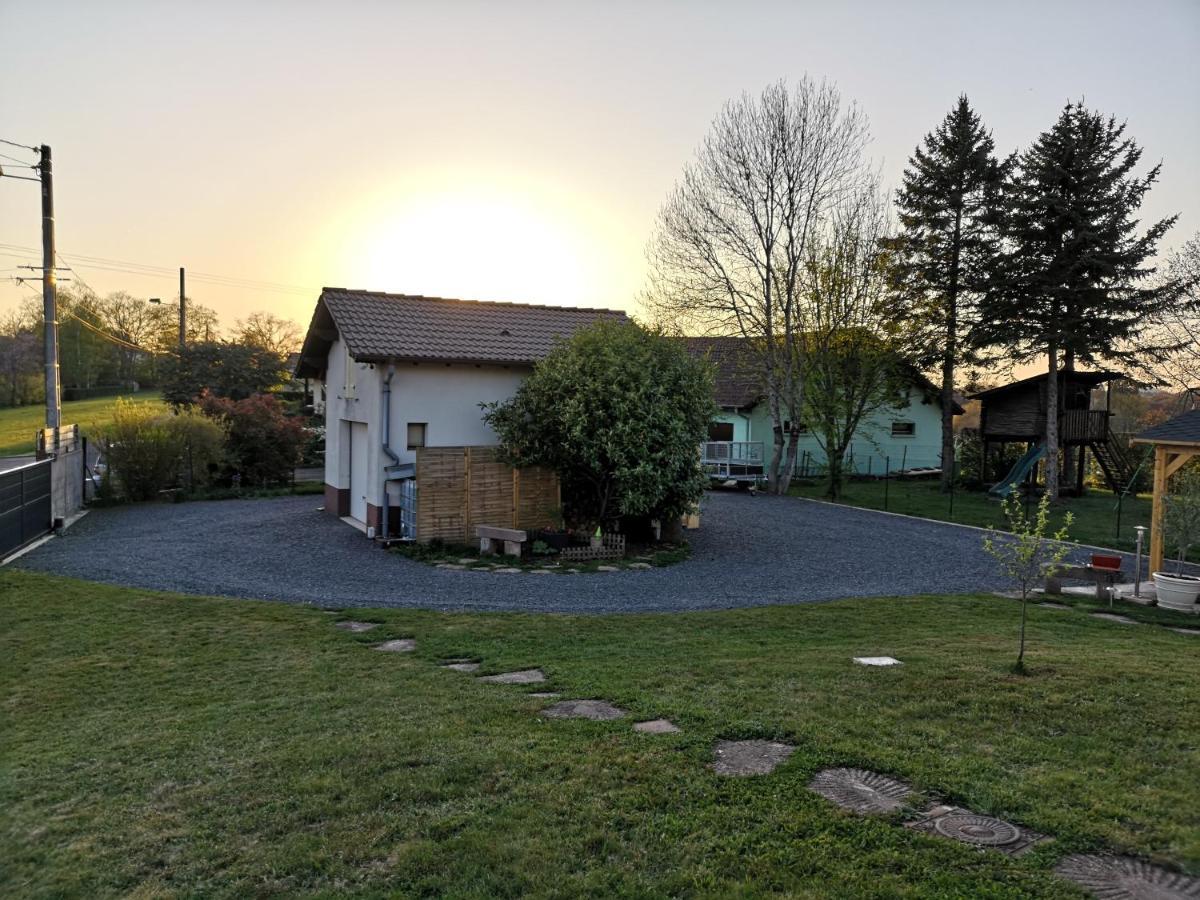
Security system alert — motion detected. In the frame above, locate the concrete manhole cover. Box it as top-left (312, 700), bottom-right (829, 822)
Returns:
top-left (540, 699), bottom-right (627, 720)
top-left (334, 621), bottom-right (379, 632)
top-left (1055, 854), bottom-right (1200, 898)
top-left (853, 656), bottom-right (903, 667)
top-left (528, 692), bottom-right (561, 699)
top-left (808, 768), bottom-right (914, 814)
top-left (372, 639), bottom-right (415, 652)
top-left (441, 661), bottom-right (479, 672)
top-left (633, 719), bottom-right (681, 734)
top-left (478, 668), bottom-right (546, 684)
top-left (933, 813), bottom-right (1021, 846)
top-left (712, 740), bottom-right (795, 776)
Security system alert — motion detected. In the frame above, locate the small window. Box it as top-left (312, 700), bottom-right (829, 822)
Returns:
top-left (891, 421), bottom-right (915, 437)
top-left (782, 421), bottom-right (808, 434)
top-left (407, 422), bottom-right (427, 450)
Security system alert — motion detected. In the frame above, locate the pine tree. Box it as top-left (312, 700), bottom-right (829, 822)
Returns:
top-left (891, 96), bottom-right (1005, 492)
top-left (979, 102), bottom-right (1181, 500)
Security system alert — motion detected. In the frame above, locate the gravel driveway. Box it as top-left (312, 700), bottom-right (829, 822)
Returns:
top-left (14, 491), bottom-right (1132, 613)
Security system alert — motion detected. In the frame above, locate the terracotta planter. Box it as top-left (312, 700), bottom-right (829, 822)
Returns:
top-left (1152, 571), bottom-right (1200, 613)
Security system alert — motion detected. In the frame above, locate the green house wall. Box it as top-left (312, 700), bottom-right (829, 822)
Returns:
top-left (714, 386), bottom-right (949, 476)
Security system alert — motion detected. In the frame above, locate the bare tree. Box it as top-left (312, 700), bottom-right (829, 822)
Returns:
top-left (1153, 234), bottom-right (1200, 394)
top-left (234, 311), bottom-right (301, 356)
top-left (799, 183), bottom-right (910, 498)
top-left (101, 292), bottom-right (159, 382)
top-left (645, 77), bottom-right (872, 494)
top-left (0, 309), bottom-right (41, 407)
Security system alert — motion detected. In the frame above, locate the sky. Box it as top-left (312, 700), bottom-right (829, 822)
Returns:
top-left (1, 0), bottom-right (1198, 335)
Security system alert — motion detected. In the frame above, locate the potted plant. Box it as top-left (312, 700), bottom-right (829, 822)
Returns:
top-left (1152, 468), bottom-right (1200, 613)
top-left (532, 507), bottom-right (570, 551)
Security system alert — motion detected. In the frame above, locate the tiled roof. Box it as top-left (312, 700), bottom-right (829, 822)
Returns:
top-left (296, 289), bottom-right (627, 376)
top-left (1134, 409), bottom-right (1200, 445)
top-left (678, 337), bottom-right (764, 409)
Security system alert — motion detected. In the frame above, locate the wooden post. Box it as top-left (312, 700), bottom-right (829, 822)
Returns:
top-left (512, 466), bottom-right (520, 529)
top-left (463, 447), bottom-right (472, 544)
top-left (1150, 445), bottom-right (1166, 574)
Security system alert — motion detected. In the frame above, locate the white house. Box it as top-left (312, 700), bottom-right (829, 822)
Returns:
top-left (295, 288), bottom-right (625, 534)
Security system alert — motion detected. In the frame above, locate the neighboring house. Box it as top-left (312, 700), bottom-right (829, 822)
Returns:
top-left (682, 336), bottom-right (963, 476)
top-left (295, 288), bottom-right (625, 531)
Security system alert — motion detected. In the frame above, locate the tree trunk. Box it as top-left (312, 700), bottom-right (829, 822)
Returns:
top-left (1017, 593), bottom-right (1028, 669)
top-left (776, 425), bottom-right (802, 495)
top-left (768, 420), bottom-right (786, 495)
top-left (1061, 350), bottom-right (1078, 493)
top-left (826, 449), bottom-right (843, 499)
top-left (1044, 345), bottom-right (1060, 500)
top-left (940, 208), bottom-right (962, 493)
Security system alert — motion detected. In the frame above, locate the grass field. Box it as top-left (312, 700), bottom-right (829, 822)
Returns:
top-left (2, 570), bottom-right (1196, 897)
top-left (787, 477), bottom-right (1175, 558)
top-left (0, 392), bottom-right (166, 457)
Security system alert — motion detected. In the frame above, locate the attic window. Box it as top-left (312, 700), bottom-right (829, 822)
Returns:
top-left (891, 421), bottom-right (916, 437)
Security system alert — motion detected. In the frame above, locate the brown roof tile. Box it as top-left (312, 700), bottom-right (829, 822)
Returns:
top-left (678, 336), bottom-right (764, 409)
top-left (297, 289), bottom-right (627, 376)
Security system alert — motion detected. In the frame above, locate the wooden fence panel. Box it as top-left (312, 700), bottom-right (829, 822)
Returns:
top-left (415, 446), bottom-right (560, 543)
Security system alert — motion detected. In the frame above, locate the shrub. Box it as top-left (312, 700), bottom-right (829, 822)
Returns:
top-left (201, 392), bottom-right (306, 486)
top-left (171, 407), bottom-right (227, 491)
top-left (482, 321), bottom-right (715, 529)
top-left (100, 399), bottom-right (226, 501)
top-left (1162, 465), bottom-right (1200, 574)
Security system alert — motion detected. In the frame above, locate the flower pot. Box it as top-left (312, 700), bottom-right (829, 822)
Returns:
top-left (1152, 571), bottom-right (1200, 613)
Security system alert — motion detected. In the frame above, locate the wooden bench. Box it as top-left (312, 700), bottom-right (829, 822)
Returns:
top-left (477, 525), bottom-right (527, 557)
top-left (1043, 563), bottom-right (1124, 601)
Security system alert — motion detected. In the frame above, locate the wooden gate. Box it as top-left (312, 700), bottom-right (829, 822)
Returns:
top-left (413, 446), bottom-right (559, 543)
top-left (0, 459), bottom-right (52, 559)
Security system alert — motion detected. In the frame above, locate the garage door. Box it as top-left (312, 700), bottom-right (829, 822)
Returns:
top-left (349, 422), bottom-right (368, 523)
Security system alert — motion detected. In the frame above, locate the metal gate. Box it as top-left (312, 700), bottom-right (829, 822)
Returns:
top-left (0, 459), bottom-right (53, 559)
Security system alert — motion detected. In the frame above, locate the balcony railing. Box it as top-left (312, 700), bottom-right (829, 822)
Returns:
top-left (1061, 409), bottom-right (1109, 443)
top-left (701, 441), bottom-right (765, 479)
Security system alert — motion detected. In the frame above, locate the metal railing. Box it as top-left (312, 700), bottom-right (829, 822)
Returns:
top-left (701, 441), bottom-right (765, 479)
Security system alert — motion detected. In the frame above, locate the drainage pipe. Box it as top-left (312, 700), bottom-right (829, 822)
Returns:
top-left (380, 365), bottom-right (402, 540)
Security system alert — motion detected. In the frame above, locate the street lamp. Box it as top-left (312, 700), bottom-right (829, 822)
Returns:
top-left (149, 285), bottom-right (186, 348)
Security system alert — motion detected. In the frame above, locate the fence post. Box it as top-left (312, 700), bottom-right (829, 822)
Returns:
top-left (949, 459), bottom-right (956, 519)
top-left (513, 466), bottom-right (520, 529)
top-left (900, 445), bottom-right (907, 475)
top-left (884, 456), bottom-right (890, 511)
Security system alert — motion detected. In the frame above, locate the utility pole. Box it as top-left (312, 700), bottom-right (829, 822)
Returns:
top-left (39, 144), bottom-right (61, 431)
top-left (179, 267), bottom-right (187, 348)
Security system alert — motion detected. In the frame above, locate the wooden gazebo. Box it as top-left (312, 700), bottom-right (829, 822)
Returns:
top-left (1131, 410), bottom-right (1200, 573)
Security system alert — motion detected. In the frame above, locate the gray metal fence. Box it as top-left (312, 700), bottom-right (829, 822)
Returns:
top-left (0, 459), bottom-right (53, 559)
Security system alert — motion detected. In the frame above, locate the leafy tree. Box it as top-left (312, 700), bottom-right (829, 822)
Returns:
top-left (0, 310), bottom-right (41, 406)
top-left (200, 393), bottom-right (306, 486)
top-left (890, 96), bottom-right (1006, 492)
top-left (645, 77), bottom-right (873, 495)
top-left (1162, 466), bottom-right (1200, 575)
top-left (978, 102), bottom-right (1181, 499)
top-left (982, 492), bottom-right (1074, 673)
top-left (1152, 233), bottom-right (1200, 392)
top-left (161, 341), bottom-right (291, 406)
top-left (482, 320), bottom-right (715, 529)
top-left (800, 184), bottom-right (910, 499)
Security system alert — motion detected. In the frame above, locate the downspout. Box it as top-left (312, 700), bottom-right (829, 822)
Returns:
top-left (380, 365), bottom-right (401, 539)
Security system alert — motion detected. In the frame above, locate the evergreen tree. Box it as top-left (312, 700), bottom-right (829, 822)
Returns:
top-left (979, 102), bottom-right (1180, 499)
top-left (890, 96), bottom-right (1006, 492)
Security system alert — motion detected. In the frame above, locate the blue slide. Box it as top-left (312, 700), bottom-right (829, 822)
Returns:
top-left (989, 444), bottom-right (1046, 497)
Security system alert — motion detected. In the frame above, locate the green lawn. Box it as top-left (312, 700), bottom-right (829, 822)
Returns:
top-left (2, 571), bottom-right (1197, 897)
top-left (0, 392), bottom-right (167, 457)
top-left (788, 477), bottom-right (1172, 558)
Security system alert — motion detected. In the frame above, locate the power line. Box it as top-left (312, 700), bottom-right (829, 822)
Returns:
top-left (0, 137), bottom-right (37, 152)
top-left (0, 151), bottom-right (37, 166)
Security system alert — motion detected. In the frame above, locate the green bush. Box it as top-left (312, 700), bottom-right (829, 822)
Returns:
top-left (200, 393), bottom-right (306, 486)
top-left (99, 399), bottom-right (226, 501)
top-left (483, 320), bottom-right (715, 528)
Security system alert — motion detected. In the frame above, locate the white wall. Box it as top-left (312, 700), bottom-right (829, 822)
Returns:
top-left (322, 346), bottom-right (530, 512)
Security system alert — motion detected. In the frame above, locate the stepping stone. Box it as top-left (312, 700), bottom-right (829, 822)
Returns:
top-left (435, 563), bottom-right (466, 570)
top-left (597, 565), bottom-right (619, 572)
top-left (478, 668), bottom-right (546, 684)
top-left (853, 656), bottom-right (903, 667)
top-left (1054, 854), bottom-right (1200, 898)
top-left (633, 718), bottom-right (680, 734)
top-left (527, 569), bottom-right (553, 575)
top-left (456, 558), bottom-right (477, 565)
top-left (1039, 602), bottom-right (1071, 610)
top-left (528, 691), bottom-right (561, 699)
top-left (628, 562), bottom-right (652, 570)
top-left (540, 699), bottom-right (627, 720)
top-left (908, 807), bottom-right (1046, 856)
top-left (334, 621), bottom-right (379, 633)
top-left (494, 567), bottom-right (522, 574)
top-left (441, 661), bottom-right (480, 672)
top-left (808, 768), bottom-right (914, 814)
top-left (1091, 613), bottom-right (1139, 625)
top-left (373, 639), bottom-right (416, 653)
top-left (711, 739), bottom-right (795, 776)
top-left (1169, 627), bottom-right (1200, 636)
